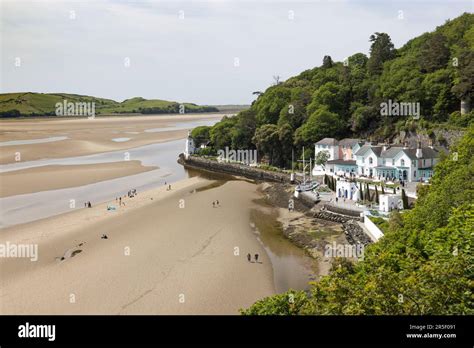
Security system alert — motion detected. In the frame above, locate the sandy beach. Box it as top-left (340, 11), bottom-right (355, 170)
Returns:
top-left (0, 161), bottom-right (156, 197)
top-left (0, 114), bottom-right (225, 164)
top-left (0, 176), bottom-right (276, 314)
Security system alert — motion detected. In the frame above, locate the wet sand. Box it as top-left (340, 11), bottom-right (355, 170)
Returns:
top-left (0, 114), bottom-right (225, 164)
top-left (0, 161), bottom-right (156, 197)
top-left (0, 177), bottom-right (276, 314)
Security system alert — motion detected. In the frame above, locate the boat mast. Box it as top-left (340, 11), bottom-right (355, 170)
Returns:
top-left (302, 146), bottom-right (305, 184)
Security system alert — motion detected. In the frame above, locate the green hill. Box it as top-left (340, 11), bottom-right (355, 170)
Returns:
top-left (201, 13), bottom-right (473, 167)
top-left (0, 92), bottom-right (218, 117)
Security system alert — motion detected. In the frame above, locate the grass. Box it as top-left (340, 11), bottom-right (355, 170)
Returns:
top-left (368, 216), bottom-right (390, 233)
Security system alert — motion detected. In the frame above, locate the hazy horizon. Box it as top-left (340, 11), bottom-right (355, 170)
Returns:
top-left (1, 0), bottom-right (472, 105)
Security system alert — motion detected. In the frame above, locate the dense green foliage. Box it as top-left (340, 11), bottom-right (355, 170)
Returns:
top-left (242, 126), bottom-right (474, 315)
top-left (0, 93), bottom-right (218, 117)
top-left (203, 13), bottom-right (473, 167)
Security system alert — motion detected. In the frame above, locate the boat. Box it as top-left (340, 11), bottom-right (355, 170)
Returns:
top-left (295, 147), bottom-right (319, 192)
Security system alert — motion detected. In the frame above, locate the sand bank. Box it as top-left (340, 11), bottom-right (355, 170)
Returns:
top-left (0, 161), bottom-right (156, 197)
top-left (0, 114), bottom-right (224, 164)
top-left (0, 176), bottom-right (275, 314)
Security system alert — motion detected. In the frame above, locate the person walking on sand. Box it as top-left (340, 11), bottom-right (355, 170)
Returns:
top-left (254, 253), bottom-right (259, 263)
top-left (216, 200), bottom-right (219, 206)
top-left (247, 253), bottom-right (251, 262)
top-left (119, 197), bottom-right (122, 206)
top-left (212, 201), bottom-right (215, 208)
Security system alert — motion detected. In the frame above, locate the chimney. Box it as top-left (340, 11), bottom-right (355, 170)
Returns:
top-left (416, 141), bottom-right (423, 158)
top-left (382, 144), bottom-right (390, 152)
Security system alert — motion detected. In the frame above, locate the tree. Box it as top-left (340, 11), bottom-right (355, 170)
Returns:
top-left (315, 150), bottom-right (330, 166)
top-left (419, 33), bottom-right (450, 73)
top-left (401, 189), bottom-right (409, 209)
top-left (231, 109), bottom-right (257, 149)
top-left (375, 185), bottom-right (379, 204)
top-left (359, 182), bottom-right (364, 201)
top-left (252, 124), bottom-right (280, 165)
top-left (367, 32), bottom-right (396, 76)
top-left (294, 108), bottom-right (344, 147)
top-left (451, 50), bottom-right (474, 114)
top-left (209, 116), bottom-right (237, 150)
top-left (322, 55), bottom-right (333, 69)
top-left (190, 126), bottom-right (210, 147)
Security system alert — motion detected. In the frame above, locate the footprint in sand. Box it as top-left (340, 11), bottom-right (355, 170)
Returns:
top-left (58, 248), bottom-right (83, 261)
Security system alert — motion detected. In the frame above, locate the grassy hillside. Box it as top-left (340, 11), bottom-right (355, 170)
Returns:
top-left (198, 13), bottom-right (473, 168)
top-left (0, 92), bottom-right (218, 117)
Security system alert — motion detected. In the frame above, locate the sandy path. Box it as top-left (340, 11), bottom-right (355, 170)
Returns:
top-left (0, 177), bottom-right (275, 314)
top-left (0, 114), bottom-right (225, 164)
top-left (0, 161), bottom-right (156, 197)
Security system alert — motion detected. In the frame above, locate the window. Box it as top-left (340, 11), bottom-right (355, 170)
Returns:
top-left (401, 159), bottom-right (405, 166)
top-left (369, 157), bottom-right (373, 164)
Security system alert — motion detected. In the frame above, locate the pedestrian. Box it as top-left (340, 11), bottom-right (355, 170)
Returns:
top-left (88, 201), bottom-right (92, 208)
top-left (216, 200), bottom-right (219, 206)
top-left (119, 197), bottom-right (122, 206)
top-left (254, 253), bottom-right (259, 263)
top-left (212, 201), bottom-right (215, 208)
top-left (84, 202), bottom-right (87, 208)
top-left (169, 184), bottom-right (171, 190)
top-left (247, 253), bottom-right (251, 262)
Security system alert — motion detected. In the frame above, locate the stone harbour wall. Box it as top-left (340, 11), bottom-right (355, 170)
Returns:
top-left (178, 154), bottom-right (290, 183)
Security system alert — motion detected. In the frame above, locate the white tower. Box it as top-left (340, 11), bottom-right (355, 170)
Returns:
top-left (185, 131), bottom-right (195, 159)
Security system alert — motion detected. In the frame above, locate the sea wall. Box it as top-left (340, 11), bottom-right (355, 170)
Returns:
top-left (178, 154), bottom-right (290, 183)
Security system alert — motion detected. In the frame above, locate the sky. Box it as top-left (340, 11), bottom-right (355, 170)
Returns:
top-left (0, 0), bottom-right (472, 105)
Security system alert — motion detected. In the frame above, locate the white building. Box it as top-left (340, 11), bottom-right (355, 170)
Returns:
top-left (355, 143), bottom-right (443, 182)
top-left (184, 131), bottom-right (195, 159)
top-left (379, 194), bottom-right (403, 212)
top-left (336, 180), bottom-right (360, 201)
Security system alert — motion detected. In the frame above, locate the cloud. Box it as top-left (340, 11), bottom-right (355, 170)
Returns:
top-left (0, 0), bottom-right (471, 104)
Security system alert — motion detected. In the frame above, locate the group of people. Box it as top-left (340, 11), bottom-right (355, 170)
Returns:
top-left (212, 200), bottom-right (220, 208)
top-left (115, 188), bottom-right (137, 207)
top-left (84, 201), bottom-right (92, 208)
top-left (247, 253), bottom-right (260, 263)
